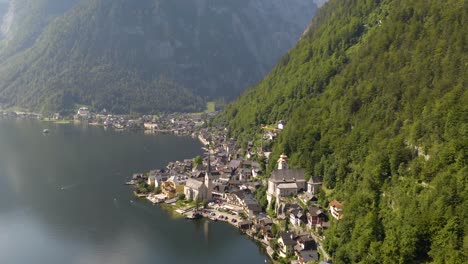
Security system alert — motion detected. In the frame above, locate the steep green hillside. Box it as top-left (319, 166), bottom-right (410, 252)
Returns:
top-left (0, 0), bottom-right (318, 113)
top-left (217, 0), bottom-right (467, 262)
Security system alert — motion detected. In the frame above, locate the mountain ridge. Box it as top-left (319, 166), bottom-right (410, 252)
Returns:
top-left (216, 0), bottom-right (467, 262)
top-left (0, 0), bottom-right (319, 113)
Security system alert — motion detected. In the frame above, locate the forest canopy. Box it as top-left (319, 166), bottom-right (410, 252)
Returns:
top-left (216, 0), bottom-right (467, 262)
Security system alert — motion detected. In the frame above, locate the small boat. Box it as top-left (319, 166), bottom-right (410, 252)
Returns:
top-left (43, 129), bottom-right (49, 134)
top-left (186, 212), bottom-right (202, 220)
top-left (147, 196), bottom-right (161, 204)
top-left (114, 124), bottom-right (125, 130)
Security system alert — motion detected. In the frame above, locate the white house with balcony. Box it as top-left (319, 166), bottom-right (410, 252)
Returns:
top-left (329, 200), bottom-right (344, 220)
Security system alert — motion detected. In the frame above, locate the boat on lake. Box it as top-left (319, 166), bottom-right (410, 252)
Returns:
top-left (125, 180), bottom-right (136, 185)
top-left (186, 212), bottom-right (202, 220)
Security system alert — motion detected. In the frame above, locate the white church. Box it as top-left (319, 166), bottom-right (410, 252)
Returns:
top-left (267, 154), bottom-right (321, 205)
top-left (184, 155), bottom-right (213, 201)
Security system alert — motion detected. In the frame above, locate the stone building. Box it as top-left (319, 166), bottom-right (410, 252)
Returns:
top-left (267, 168), bottom-right (307, 204)
top-left (307, 176), bottom-right (323, 194)
top-left (184, 154), bottom-right (213, 201)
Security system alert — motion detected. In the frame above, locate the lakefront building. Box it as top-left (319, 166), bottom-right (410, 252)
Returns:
top-left (184, 157), bottom-right (213, 201)
top-left (184, 172), bottom-right (213, 201)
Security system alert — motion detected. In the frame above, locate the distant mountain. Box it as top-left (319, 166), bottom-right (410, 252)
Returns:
top-left (0, 0), bottom-right (81, 58)
top-left (0, 2), bottom-right (8, 20)
top-left (0, 0), bottom-right (319, 113)
top-left (312, 0), bottom-right (328, 7)
top-left (0, 0), bottom-right (10, 15)
top-left (217, 0), bottom-right (467, 262)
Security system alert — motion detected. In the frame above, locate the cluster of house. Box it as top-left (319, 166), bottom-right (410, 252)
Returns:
top-left (262, 120), bottom-right (286, 141)
top-left (3, 107), bottom-right (217, 138)
top-left (144, 145), bottom-right (265, 218)
top-left (0, 111), bottom-right (42, 119)
top-left (143, 145), bottom-right (343, 215)
top-left (278, 232), bottom-right (320, 263)
top-left (231, 216), bottom-right (322, 264)
top-left (264, 155), bottom-right (345, 224)
top-left (1, 110), bottom-right (69, 121)
top-left (127, 121), bottom-right (344, 263)
top-left (72, 107), bottom-right (144, 129)
top-left (143, 113), bottom-right (214, 136)
top-left (266, 155), bottom-right (344, 223)
top-left (70, 108), bottom-right (217, 134)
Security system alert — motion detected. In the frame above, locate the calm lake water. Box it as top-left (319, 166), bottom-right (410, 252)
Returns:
top-left (0, 119), bottom-right (267, 264)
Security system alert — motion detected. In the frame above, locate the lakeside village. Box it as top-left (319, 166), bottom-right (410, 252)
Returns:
top-left (1, 107), bottom-right (342, 263)
top-left (0, 107), bottom-right (216, 136)
top-left (128, 124), bottom-right (342, 264)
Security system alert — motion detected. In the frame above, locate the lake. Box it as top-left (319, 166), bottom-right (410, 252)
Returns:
top-left (0, 119), bottom-right (267, 264)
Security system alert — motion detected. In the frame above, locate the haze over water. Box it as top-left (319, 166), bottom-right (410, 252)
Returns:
top-left (0, 119), bottom-right (267, 264)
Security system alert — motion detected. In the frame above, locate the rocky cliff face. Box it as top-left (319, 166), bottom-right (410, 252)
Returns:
top-left (0, 0), bottom-right (80, 56)
top-left (0, 0), bottom-right (14, 37)
top-left (0, 0), bottom-right (319, 113)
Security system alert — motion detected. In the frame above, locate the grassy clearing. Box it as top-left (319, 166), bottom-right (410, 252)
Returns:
top-left (175, 199), bottom-right (197, 209)
top-left (322, 185), bottom-right (333, 197)
top-left (261, 124), bottom-right (277, 131)
top-left (41, 118), bottom-right (72, 124)
top-left (206, 101), bottom-right (216, 113)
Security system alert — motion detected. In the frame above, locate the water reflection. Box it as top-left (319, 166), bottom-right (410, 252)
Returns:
top-left (0, 120), bottom-right (267, 264)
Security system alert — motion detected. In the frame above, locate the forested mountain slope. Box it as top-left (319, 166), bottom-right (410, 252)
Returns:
top-left (217, 0), bottom-right (467, 262)
top-left (0, 0), bottom-right (318, 113)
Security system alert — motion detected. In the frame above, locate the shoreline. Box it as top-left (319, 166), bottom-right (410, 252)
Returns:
top-left (39, 107), bottom-right (327, 263)
top-left (125, 120), bottom-right (282, 262)
top-left (40, 118), bottom-right (73, 124)
top-left (137, 193), bottom-right (273, 262)
top-left (1, 110), bottom-right (216, 141)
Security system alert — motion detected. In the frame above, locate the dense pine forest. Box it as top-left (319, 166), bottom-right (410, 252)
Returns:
top-left (216, 0), bottom-right (467, 262)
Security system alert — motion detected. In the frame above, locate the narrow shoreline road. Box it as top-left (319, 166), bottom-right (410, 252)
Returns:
top-left (310, 232), bottom-right (330, 261)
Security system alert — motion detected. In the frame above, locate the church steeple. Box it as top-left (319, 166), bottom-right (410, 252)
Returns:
top-left (207, 151), bottom-right (212, 175)
top-left (204, 147), bottom-right (213, 200)
top-left (277, 153), bottom-right (289, 170)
